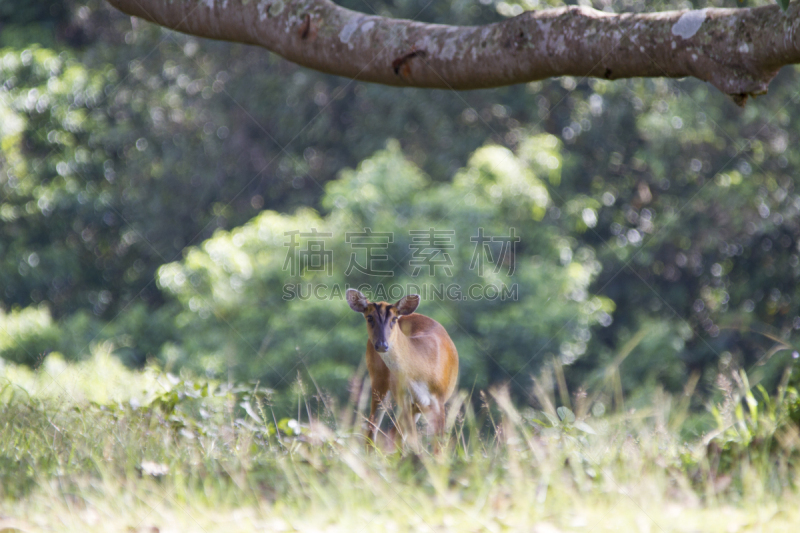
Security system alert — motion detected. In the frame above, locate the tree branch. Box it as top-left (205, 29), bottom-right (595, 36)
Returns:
top-left (105, 0), bottom-right (800, 102)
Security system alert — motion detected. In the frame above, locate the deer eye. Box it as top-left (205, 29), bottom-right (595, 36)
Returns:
top-left (366, 316), bottom-right (374, 323)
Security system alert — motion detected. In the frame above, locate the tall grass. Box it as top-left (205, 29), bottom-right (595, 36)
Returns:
top-left (2, 348), bottom-right (800, 532)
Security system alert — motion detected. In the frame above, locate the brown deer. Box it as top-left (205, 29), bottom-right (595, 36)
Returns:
top-left (346, 289), bottom-right (459, 449)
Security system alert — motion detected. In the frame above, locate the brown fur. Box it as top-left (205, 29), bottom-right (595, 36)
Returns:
top-left (347, 290), bottom-right (458, 449)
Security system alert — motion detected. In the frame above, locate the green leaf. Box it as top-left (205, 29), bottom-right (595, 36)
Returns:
top-left (557, 406), bottom-right (576, 424)
top-left (574, 421), bottom-right (597, 435)
top-left (541, 411), bottom-right (561, 427)
top-left (278, 418), bottom-right (299, 436)
top-left (745, 390), bottom-right (758, 421)
top-left (777, 0), bottom-right (790, 12)
top-left (240, 401), bottom-right (264, 424)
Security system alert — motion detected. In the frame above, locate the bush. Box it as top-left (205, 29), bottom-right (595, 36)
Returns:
top-left (0, 305), bottom-right (60, 366)
top-left (155, 138), bottom-right (613, 405)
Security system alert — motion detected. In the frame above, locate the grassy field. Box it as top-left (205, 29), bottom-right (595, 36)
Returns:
top-left (2, 347), bottom-right (800, 532)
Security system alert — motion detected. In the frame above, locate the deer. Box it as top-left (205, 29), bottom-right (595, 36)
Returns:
top-left (346, 288), bottom-right (459, 450)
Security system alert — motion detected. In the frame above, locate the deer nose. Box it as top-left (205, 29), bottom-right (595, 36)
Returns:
top-left (374, 340), bottom-right (389, 352)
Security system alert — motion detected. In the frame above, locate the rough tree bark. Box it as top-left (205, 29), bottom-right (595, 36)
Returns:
top-left (106, 0), bottom-right (800, 103)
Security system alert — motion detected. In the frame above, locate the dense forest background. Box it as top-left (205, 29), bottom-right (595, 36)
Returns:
top-left (2, 0), bottom-right (799, 417)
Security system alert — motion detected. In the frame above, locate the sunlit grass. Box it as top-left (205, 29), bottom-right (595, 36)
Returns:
top-left (2, 352), bottom-right (800, 532)
top-left (0, 342), bottom-right (163, 405)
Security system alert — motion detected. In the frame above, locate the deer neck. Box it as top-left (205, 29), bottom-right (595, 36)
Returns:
top-left (379, 324), bottom-right (411, 374)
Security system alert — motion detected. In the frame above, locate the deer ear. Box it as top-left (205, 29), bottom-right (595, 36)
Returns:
top-left (346, 289), bottom-right (368, 313)
top-left (395, 294), bottom-right (420, 315)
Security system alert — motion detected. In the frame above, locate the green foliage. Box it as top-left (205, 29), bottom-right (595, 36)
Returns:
top-left (0, 299), bottom-right (177, 367)
top-left (5, 0), bottom-right (800, 526)
top-left (2, 356), bottom-right (800, 528)
top-left (3, 0), bottom-right (800, 412)
top-left (155, 138), bottom-right (612, 406)
top-left (0, 0), bottom-right (67, 29)
top-left (0, 305), bottom-right (59, 365)
top-left (706, 370), bottom-right (800, 490)
top-left (0, 45), bottom-right (156, 316)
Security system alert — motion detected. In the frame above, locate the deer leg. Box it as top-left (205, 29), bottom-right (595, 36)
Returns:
top-left (365, 388), bottom-right (389, 450)
top-left (385, 392), bottom-right (409, 452)
top-left (365, 394), bottom-right (379, 447)
top-left (428, 398), bottom-right (446, 454)
top-left (397, 402), bottom-right (422, 453)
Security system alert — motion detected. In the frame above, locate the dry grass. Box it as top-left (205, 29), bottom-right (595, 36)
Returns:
top-left (2, 349), bottom-right (800, 532)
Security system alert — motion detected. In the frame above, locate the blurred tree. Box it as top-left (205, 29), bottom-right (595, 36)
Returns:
top-left (156, 138), bottom-right (612, 403)
top-left (561, 72), bottom-right (800, 397)
top-left (2, 0), bottom-right (800, 406)
top-left (1, 0), bottom-right (515, 319)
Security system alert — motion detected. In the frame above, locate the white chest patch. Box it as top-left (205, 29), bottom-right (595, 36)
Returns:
top-left (378, 347), bottom-right (401, 372)
top-left (379, 346), bottom-right (434, 409)
top-left (408, 380), bottom-right (432, 408)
